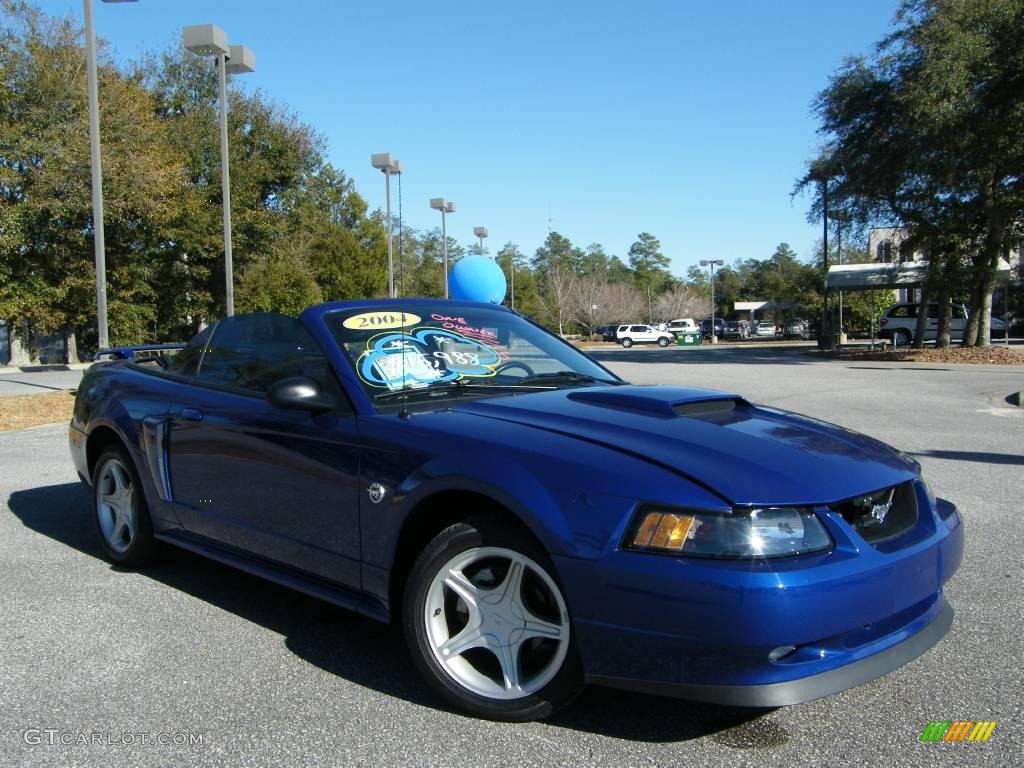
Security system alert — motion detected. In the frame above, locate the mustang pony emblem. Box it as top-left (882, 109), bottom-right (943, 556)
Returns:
top-left (871, 490), bottom-right (895, 524)
top-left (367, 482), bottom-right (386, 504)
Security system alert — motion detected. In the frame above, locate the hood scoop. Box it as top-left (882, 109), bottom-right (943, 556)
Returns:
top-left (567, 385), bottom-right (744, 418)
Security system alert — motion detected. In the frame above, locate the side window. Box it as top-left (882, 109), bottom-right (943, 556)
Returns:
top-left (195, 313), bottom-right (346, 404)
top-left (952, 305), bottom-right (966, 319)
top-left (631, 325), bottom-right (647, 333)
top-left (926, 305), bottom-right (938, 319)
top-left (164, 325), bottom-right (215, 378)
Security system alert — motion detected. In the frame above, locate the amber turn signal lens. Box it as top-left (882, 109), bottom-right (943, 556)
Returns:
top-left (631, 512), bottom-right (696, 551)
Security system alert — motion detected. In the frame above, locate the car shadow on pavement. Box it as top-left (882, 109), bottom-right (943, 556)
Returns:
top-left (8, 481), bottom-right (772, 743)
top-left (911, 449), bottom-right (1024, 466)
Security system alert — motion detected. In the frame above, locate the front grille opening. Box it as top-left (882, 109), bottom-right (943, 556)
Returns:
top-left (830, 481), bottom-right (918, 544)
top-left (672, 399), bottom-right (737, 418)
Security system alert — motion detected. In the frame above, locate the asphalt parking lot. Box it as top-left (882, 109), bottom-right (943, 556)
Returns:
top-left (2, 346), bottom-right (1022, 767)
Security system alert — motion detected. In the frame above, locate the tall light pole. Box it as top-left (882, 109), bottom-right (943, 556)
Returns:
top-left (473, 226), bottom-right (488, 256)
top-left (84, 0), bottom-right (138, 350)
top-left (430, 198), bottom-right (456, 298)
top-left (507, 245), bottom-right (517, 311)
top-left (371, 154), bottom-right (402, 297)
top-left (184, 25), bottom-right (255, 317)
top-left (835, 211), bottom-right (844, 342)
top-left (700, 259), bottom-right (724, 343)
top-left (809, 162), bottom-right (834, 346)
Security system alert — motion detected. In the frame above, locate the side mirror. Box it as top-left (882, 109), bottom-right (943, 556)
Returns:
top-left (266, 376), bottom-right (338, 413)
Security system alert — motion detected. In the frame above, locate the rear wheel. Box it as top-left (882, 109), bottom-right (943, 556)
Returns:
top-left (403, 516), bottom-right (582, 721)
top-left (92, 446), bottom-right (161, 566)
top-left (621, 338), bottom-right (633, 348)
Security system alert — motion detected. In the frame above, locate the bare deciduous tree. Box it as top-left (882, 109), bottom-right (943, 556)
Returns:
top-left (538, 264), bottom-right (579, 336)
top-left (573, 269), bottom-right (608, 336)
top-left (598, 282), bottom-right (645, 327)
top-left (653, 286), bottom-right (709, 324)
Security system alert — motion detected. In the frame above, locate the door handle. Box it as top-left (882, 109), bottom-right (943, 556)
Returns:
top-left (180, 408), bottom-right (204, 422)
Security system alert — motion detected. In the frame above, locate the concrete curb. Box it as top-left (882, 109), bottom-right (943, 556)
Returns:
top-left (0, 420), bottom-right (70, 433)
top-left (0, 363), bottom-right (92, 375)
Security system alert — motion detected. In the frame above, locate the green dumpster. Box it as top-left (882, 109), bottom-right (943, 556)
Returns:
top-left (676, 333), bottom-right (701, 347)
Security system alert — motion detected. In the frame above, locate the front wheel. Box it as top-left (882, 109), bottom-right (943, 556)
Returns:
top-left (657, 337), bottom-right (669, 347)
top-left (621, 338), bottom-right (633, 348)
top-left (894, 329), bottom-right (911, 346)
top-left (403, 517), bottom-right (582, 721)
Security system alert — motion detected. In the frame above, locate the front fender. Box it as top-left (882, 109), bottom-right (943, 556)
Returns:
top-left (399, 454), bottom-right (578, 555)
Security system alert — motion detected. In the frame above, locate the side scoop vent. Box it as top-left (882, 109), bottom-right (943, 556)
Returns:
top-left (672, 399), bottom-right (737, 418)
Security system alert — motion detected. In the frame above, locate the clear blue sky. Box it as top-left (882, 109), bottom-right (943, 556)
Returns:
top-left (39, 0), bottom-right (900, 276)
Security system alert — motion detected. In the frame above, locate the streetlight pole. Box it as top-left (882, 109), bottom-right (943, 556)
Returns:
top-left (836, 213), bottom-right (843, 342)
top-left (700, 259), bottom-right (724, 343)
top-left (430, 198), bottom-right (456, 298)
top-left (821, 177), bottom-right (830, 344)
top-left (371, 154), bottom-right (402, 297)
top-left (184, 26), bottom-right (255, 317)
top-left (473, 226), bottom-right (488, 256)
top-left (84, 0), bottom-right (138, 350)
top-left (215, 52), bottom-right (234, 315)
top-left (507, 245), bottom-right (517, 311)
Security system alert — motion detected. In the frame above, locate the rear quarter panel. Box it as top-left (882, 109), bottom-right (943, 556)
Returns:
top-left (74, 363), bottom-right (188, 527)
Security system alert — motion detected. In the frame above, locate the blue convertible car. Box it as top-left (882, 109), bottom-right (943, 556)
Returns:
top-left (69, 299), bottom-right (964, 721)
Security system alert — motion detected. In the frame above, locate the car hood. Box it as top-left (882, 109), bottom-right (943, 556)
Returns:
top-left (450, 385), bottom-right (917, 506)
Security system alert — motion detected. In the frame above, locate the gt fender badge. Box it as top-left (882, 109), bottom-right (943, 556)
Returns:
top-left (367, 482), bottom-right (386, 504)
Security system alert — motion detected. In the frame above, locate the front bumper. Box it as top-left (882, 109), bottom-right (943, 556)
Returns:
top-left (69, 424), bottom-right (88, 483)
top-left (589, 598), bottom-right (953, 706)
top-left (555, 496), bottom-right (964, 706)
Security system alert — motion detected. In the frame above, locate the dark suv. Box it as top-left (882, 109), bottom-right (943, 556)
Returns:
top-left (700, 317), bottom-right (727, 339)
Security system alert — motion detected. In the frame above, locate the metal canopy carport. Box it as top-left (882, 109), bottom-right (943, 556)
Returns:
top-left (824, 259), bottom-right (1013, 348)
top-left (826, 259), bottom-right (1013, 291)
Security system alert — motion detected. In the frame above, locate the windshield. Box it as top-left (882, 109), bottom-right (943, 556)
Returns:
top-left (326, 305), bottom-right (622, 406)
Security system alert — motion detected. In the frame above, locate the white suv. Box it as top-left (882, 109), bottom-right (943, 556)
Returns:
top-left (666, 318), bottom-right (699, 335)
top-left (879, 302), bottom-right (1008, 345)
top-left (616, 324), bottom-right (674, 348)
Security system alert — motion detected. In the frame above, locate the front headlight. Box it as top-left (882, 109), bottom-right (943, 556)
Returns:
top-left (625, 506), bottom-right (833, 559)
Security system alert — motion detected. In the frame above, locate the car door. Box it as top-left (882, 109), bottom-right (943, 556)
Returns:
top-left (951, 304), bottom-right (966, 339)
top-left (165, 313), bottom-right (362, 588)
top-left (631, 325), bottom-right (651, 342)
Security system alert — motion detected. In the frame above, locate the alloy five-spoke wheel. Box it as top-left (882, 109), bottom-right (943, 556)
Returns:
top-left (424, 547), bottom-right (570, 700)
top-left (91, 446), bottom-right (160, 566)
top-left (404, 517), bottom-right (582, 721)
top-left (96, 457), bottom-right (137, 553)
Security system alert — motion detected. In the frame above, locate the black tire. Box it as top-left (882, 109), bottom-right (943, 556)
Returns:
top-left (91, 445), bottom-right (161, 566)
top-left (621, 338), bottom-right (633, 348)
top-left (894, 329), bottom-right (911, 346)
top-left (402, 515), bottom-right (583, 721)
top-left (657, 337), bottom-right (669, 347)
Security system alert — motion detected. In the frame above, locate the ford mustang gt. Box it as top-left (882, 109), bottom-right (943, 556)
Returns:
top-left (69, 299), bottom-right (964, 721)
